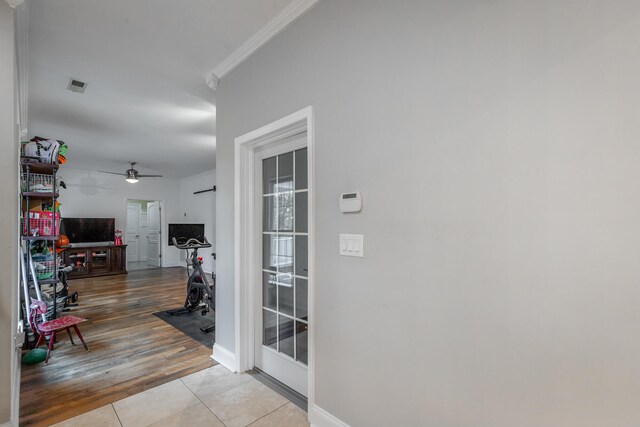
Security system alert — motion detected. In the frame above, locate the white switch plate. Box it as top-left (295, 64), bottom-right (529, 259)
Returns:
top-left (339, 234), bottom-right (364, 257)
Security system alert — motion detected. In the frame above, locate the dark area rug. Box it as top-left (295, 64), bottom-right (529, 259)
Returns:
top-left (153, 309), bottom-right (215, 348)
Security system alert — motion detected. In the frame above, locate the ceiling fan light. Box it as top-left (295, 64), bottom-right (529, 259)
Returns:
top-left (125, 169), bottom-right (139, 183)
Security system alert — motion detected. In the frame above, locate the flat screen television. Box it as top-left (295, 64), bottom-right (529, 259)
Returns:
top-left (62, 218), bottom-right (115, 243)
top-left (168, 223), bottom-right (205, 246)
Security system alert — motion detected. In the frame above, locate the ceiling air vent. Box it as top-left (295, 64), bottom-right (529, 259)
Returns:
top-left (67, 78), bottom-right (87, 93)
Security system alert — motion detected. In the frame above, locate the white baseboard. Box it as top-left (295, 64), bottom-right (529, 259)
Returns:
top-left (309, 404), bottom-right (350, 427)
top-left (211, 343), bottom-right (238, 372)
top-left (0, 420), bottom-right (15, 427)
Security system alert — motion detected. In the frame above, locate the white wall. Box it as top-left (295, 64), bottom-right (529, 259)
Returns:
top-left (179, 170), bottom-right (216, 273)
top-left (216, 1), bottom-right (640, 426)
top-left (58, 168), bottom-right (184, 267)
top-left (0, 2), bottom-right (17, 424)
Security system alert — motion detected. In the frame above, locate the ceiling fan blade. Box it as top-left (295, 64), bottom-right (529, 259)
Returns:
top-left (138, 174), bottom-right (163, 178)
top-left (97, 171), bottom-right (124, 176)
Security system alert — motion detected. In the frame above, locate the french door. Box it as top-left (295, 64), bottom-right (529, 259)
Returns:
top-left (255, 143), bottom-right (309, 397)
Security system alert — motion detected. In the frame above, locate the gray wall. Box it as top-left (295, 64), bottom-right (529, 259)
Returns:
top-left (216, 1), bottom-right (640, 425)
top-left (0, 1), bottom-right (17, 424)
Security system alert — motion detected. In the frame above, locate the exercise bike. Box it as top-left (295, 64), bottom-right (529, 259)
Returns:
top-left (166, 236), bottom-right (215, 333)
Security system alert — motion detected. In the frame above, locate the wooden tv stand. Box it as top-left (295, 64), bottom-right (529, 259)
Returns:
top-left (62, 244), bottom-right (127, 279)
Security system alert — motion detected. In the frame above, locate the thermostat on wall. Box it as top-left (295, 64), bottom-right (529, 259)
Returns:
top-left (340, 192), bottom-right (362, 213)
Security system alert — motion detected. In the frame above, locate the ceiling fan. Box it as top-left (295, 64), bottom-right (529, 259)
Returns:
top-left (98, 162), bottom-right (163, 183)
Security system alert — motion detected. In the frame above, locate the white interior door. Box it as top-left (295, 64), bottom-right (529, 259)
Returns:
top-left (139, 210), bottom-right (149, 261)
top-left (147, 201), bottom-right (161, 267)
top-left (255, 143), bottom-right (309, 397)
top-left (126, 203), bottom-right (141, 263)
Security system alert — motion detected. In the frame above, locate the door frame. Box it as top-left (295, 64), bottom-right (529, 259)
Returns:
top-left (234, 106), bottom-right (315, 403)
top-left (123, 199), bottom-right (165, 268)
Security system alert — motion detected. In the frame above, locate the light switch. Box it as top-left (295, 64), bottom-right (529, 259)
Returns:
top-left (339, 234), bottom-right (364, 257)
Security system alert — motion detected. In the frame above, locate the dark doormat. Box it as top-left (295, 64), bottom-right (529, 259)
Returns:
top-left (153, 309), bottom-right (215, 348)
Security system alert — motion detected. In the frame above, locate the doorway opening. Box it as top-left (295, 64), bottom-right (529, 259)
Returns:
top-left (126, 199), bottom-right (163, 271)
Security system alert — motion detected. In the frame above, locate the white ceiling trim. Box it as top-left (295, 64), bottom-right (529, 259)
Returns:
top-left (209, 0), bottom-right (320, 84)
top-left (6, 0), bottom-right (24, 8)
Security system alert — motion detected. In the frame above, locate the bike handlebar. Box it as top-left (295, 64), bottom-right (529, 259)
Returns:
top-left (173, 236), bottom-right (212, 249)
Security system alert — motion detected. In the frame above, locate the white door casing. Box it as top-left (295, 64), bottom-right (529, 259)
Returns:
top-left (126, 203), bottom-right (141, 262)
top-left (233, 106), bottom-right (315, 405)
top-left (147, 201), bottom-right (161, 267)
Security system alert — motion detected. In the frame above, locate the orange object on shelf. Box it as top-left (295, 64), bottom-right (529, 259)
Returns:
top-left (56, 234), bottom-right (69, 253)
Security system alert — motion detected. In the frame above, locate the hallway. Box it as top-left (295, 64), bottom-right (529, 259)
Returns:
top-left (20, 268), bottom-right (213, 426)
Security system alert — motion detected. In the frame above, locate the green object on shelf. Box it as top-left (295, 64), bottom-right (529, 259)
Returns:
top-left (22, 348), bottom-right (47, 365)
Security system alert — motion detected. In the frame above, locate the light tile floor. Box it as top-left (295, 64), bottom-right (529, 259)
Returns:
top-left (51, 365), bottom-right (309, 427)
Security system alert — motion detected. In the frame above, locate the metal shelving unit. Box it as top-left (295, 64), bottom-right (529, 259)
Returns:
top-left (21, 158), bottom-right (61, 321)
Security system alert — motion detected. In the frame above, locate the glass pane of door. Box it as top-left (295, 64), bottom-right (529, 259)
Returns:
top-left (261, 148), bottom-right (308, 365)
top-left (263, 310), bottom-right (277, 350)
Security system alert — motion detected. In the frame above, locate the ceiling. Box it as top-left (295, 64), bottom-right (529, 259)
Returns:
top-left (27, 0), bottom-right (293, 178)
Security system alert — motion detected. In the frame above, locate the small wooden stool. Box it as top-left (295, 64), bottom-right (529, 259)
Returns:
top-left (29, 300), bottom-right (89, 364)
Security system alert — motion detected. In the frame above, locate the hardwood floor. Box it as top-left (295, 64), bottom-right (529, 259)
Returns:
top-left (20, 267), bottom-right (215, 426)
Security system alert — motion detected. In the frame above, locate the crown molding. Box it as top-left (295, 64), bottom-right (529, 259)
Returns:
top-left (206, 71), bottom-right (219, 91)
top-left (210, 0), bottom-right (320, 81)
top-left (5, 0), bottom-right (24, 8)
